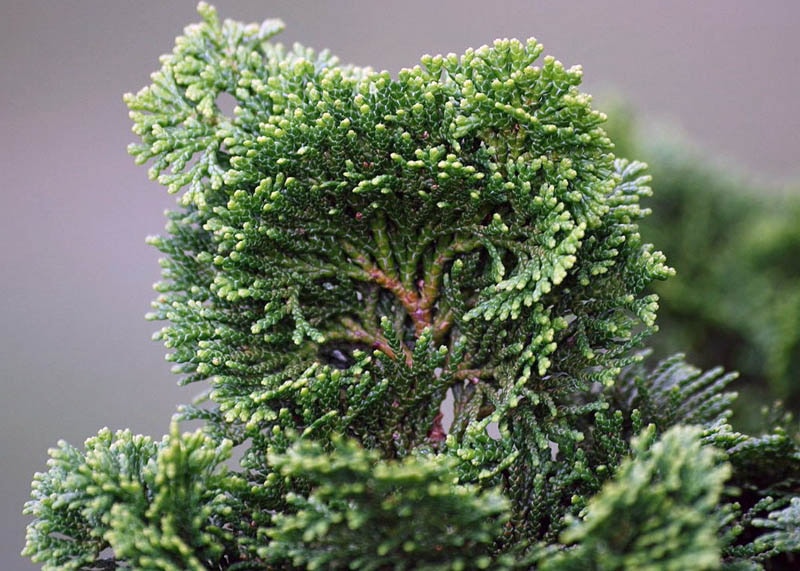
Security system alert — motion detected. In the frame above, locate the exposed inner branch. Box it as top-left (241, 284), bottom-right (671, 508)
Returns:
top-left (340, 231), bottom-right (483, 340)
top-left (334, 316), bottom-right (414, 366)
top-left (340, 238), bottom-right (430, 335)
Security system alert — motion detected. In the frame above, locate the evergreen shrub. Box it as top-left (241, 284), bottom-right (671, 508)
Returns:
top-left (23, 5), bottom-right (800, 569)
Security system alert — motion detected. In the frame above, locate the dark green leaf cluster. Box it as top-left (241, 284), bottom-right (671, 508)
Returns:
top-left (612, 354), bottom-right (800, 569)
top-left (753, 498), bottom-right (800, 559)
top-left (130, 2), bottom-right (670, 442)
top-left (541, 425), bottom-right (730, 571)
top-left (266, 436), bottom-right (510, 570)
top-left (23, 4), bottom-right (800, 570)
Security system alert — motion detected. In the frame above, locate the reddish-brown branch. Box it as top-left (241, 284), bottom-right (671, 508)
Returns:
top-left (453, 367), bottom-right (491, 381)
top-left (432, 307), bottom-right (454, 342)
top-left (341, 239), bottom-right (431, 336)
top-left (420, 251), bottom-right (449, 311)
top-left (420, 235), bottom-right (481, 312)
top-left (341, 234), bottom-right (480, 342)
top-left (427, 411), bottom-right (446, 446)
top-left (337, 317), bottom-right (414, 366)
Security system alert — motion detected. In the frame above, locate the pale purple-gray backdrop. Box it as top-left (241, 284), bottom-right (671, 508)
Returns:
top-left (2, 2), bottom-right (798, 568)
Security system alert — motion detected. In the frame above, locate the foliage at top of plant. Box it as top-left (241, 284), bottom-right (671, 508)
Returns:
top-left (23, 4), bottom-right (800, 570)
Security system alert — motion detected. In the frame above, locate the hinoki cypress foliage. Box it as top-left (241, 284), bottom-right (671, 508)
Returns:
top-left (23, 4), bottom-right (800, 569)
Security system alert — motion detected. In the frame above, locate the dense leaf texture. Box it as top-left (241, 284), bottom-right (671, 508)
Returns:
top-left (541, 425), bottom-right (730, 571)
top-left (24, 4), bottom-right (800, 569)
top-left (23, 423), bottom-right (237, 570)
top-left (266, 437), bottom-right (510, 570)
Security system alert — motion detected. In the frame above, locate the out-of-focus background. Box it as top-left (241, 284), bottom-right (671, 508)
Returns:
top-left (2, 1), bottom-right (798, 568)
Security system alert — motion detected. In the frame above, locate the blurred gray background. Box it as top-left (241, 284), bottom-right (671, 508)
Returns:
top-left (2, 1), bottom-right (797, 568)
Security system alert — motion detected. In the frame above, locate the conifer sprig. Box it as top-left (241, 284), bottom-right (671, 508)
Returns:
top-left (23, 4), bottom-right (800, 569)
top-left (129, 3), bottom-right (672, 456)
